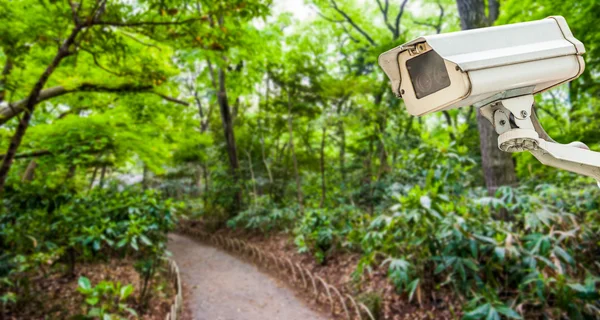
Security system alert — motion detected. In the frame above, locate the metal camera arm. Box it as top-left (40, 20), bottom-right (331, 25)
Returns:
top-left (480, 95), bottom-right (600, 185)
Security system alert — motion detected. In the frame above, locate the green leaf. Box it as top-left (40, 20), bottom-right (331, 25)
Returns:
top-left (139, 234), bottom-right (153, 246)
top-left (463, 258), bottom-right (479, 271)
top-left (116, 238), bottom-right (128, 248)
top-left (553, 246), bottom-right (574, 265)
top-left (120, 284), bottom-right (134, 299)
top-left (568, 283), bottom-right (588, 293)
top-left (124, 307), bottom-right (138, 316)
top-left (131, 237), bottom-right (139, 251)
top-left (88, 307), bottom-right (102, 317)
top-left (85, 296), bottom-right (99, 306)
top-left (93, 240), bottom-right (101, 251)
top-left (473, 234), bottom-right (497, 245)
top-left (464, 303), bottom-right (491, 319)
top-left (485, 308), bottom-right (500, 320)
top-left (78, 276), bottom-right (92, 291)
top-left (495, 305), bottom-right (522, 319)
top-left (494, 247), bottom-right (505, 261)
top-left (407, 279), bottom-right (419, 302)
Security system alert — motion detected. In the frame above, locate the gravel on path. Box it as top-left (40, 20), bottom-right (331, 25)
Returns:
top-left (168, 233), bottom-right (330, 320)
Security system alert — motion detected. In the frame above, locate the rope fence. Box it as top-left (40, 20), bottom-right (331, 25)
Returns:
top-left (164, 257), bottom-right (183, 320)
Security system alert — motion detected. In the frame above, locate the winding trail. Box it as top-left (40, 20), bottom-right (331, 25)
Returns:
top-left (168, 233), bottom-right (329, 320)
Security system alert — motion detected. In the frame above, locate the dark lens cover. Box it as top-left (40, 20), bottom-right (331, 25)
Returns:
top-left (406, 50), bottom-right (451, 99)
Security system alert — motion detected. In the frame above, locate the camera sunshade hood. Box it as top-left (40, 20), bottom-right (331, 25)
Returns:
top-left (378, 16), bottom-right (585, 101)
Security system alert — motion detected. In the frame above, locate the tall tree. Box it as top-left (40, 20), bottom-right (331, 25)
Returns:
top-left (287, 90), bottom-right (304, 211)
top-left (456, 0), bottom-right (516, 195)
top-left (217, 66), bottom-right (242, 211)
top-left (0, 0), bottom-right (209, 194)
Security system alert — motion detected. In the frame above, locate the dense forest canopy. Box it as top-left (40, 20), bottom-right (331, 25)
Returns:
top-left (1, 0), bottom-right (599, 319)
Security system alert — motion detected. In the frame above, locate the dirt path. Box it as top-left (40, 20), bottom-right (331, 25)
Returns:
top-left (168, 233), bottom-right (329, 320)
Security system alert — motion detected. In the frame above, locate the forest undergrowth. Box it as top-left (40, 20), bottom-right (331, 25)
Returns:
top-left (1, 185), bottom-right (179, 319)
top-left (190, 159), bottom-right (600, 319)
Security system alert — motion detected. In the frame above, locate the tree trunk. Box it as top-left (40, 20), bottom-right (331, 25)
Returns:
top-left (202, 163), bottom-right (209, 207)
top-left (365, 135), bottom-right (374, 214)
top-left (142, 164), bottom-right (149, 190)
top-left (99, 165), bottom-right (107, 188)
top-left (456, 0), bottom-right (517, 195)
top-left (217, 68), bottom-right (242, 212)
top-left (320, 122), bottom-right (327, 208)
top-left (260, 78), bottom-right (274, 186)
top-left (21, 160), bottom-right (37, 182)
top-left (0, 26), bottom-right (82, 195)
top-left (260, 132), bottom-right (273, 185)
top-left (339, 122), bottom-right (346, 185)
top-left (246, 151), bottom-right (258, 204)
top-left (0, 57), bottom-right (13, 103)
top-left (66, 164), bottom-right (77, 180)
top-left (476, 112), bottom-right (517, 194)
top-left (89, 166), bottom-right (98, 190)
top-left (287, 91), bottom-right (303, 211)
top-left (442, 111), bottom-right (456, 140)
top-left (336, 102), bottom-right (346, 186)
top-left (373, 92), bottom-right (390, 178)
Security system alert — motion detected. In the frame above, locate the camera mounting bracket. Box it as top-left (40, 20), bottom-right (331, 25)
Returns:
top-left (480, 95), bottom-right (600, 186)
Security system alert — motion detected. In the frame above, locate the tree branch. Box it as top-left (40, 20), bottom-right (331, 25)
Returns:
top-left (393, 0), bottom-right (410, 40)
top-left (151, 92), bottom-right (189, 106)
top-left (79, 47), bottom-right (123, 76)
top-left (414, 2), bottom-right (444, 34)
top-left (93, 17), bottom-right (204, 27)
top-left (0, 149), bottom-right (51, 161)
top-left (329, 0), bottom-right (376, 46)
top-left (315, 10), bottom-right (345, 23)
top-left (0, 83), bottom-right (188, 125)
top-left (68, 0), bottom-right (81, 25)
top-left (375, 0), bottom-right (396, 36)
top-left (120, 31), bottom-right (162, 50)
top-left (340, 24), bottom-right (360, 43)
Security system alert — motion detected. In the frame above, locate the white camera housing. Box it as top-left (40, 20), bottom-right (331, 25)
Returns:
top-left (378, 16), bottom-right (585, 116)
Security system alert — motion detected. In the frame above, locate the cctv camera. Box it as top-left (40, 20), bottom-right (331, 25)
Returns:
top-left (379, 16), bottom-right (600, 184)
top-left (378, 16), bottom-right (584, 116)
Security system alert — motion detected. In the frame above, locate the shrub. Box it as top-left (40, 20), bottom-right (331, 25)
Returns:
top-left (353, 181), bottom-right (600, 318)
top-left (76, 276), bottom-right (137, 320)
top-left (227, 196), bottom-right (297, 232)
top-left (0, 185), bottom-right (178, 311)
top-left (293, 205), bottom-right (361, 264)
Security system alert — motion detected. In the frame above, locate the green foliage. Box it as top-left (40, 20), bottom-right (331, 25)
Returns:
top-left (293, 205), bottom-right (360, 264)
top-left (76, 276), bottom-right (137, 320)
top-left (0, 184), bottom-right (177, 314)
top-left (355, 181), bottom-right (600, 318)
top-left (2, 186), bottom-right (176, 262)
top-left (356, 291), bottom-right (383, 320)
top-left (227, 196), bottom-right (297, 232)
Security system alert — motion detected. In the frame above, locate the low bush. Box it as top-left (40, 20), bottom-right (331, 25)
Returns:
top-left (227, 196), bottom-right (298, 232)
top-left (0, 184), bottom-right (178, 315)
top-left (76, 276), bottom-right (137, 320)
top-left (350, 181), bottom-right (600, 319)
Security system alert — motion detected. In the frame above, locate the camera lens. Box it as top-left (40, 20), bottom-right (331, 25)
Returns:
top-left (433, 64), bottom-right (450, 86)
top-left (416, 73), bottom-right (433, 92)
top-left (406, 50), bottom-right (451, 99)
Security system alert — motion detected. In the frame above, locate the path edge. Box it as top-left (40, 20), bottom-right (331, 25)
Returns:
top-left (164, 256), bottom-right (184, 320)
